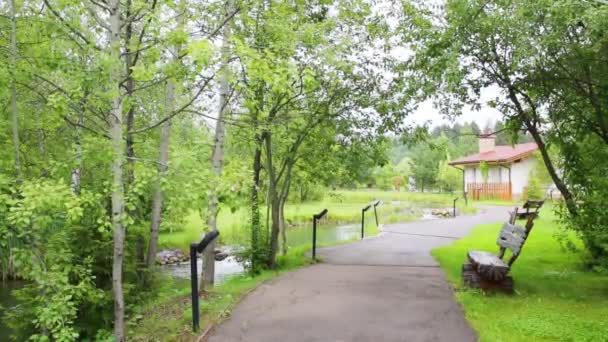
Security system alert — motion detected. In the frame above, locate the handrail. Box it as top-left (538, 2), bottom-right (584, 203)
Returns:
top-left (361, 203), bottom-right (372, 239)
top-left (190, 230), bottom-right (219, 332)
top-left (453, 197), bottom-right (459, 217)
top-left (312, 209), bottom-right (328, 260)
top-left (372, 200), bottom-right (381, 227)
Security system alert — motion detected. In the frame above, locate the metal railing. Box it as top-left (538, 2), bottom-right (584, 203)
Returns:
top-left (361, 200), bottom-right (381, 239)
top-left (190, 230), bottom-right (219, 332)
top-left (453, 197), bottom-right (459, 217)
top-left (311, 209), bottom-right (328, 261)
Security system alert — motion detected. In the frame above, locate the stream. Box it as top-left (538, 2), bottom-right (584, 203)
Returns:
top-left (161, 210), bottom-right (443, 282)
top-left (0, 281), bottom-right (22, 341)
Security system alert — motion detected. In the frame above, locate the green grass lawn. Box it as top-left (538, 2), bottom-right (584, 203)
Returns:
top-left (159, 189), bottom-right (477, 251)
top-left (432, 208), bottom-right (608, 341)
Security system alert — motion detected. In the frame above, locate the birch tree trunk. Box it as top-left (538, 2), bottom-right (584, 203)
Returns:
top-left (108, 1), bottom-right (126, 340)
top-left (147, 0), bottom-right (185, 270)
top-left (147, 80), bottom-right (173, 269)
top-left (9, 0), bottom-right (21, 180)
top-left (279, 163), bottom-right (293, 255)
top-left (71, 110), bottom-right (83, 195)
top-left (202, 5), bottom-right (232, 288)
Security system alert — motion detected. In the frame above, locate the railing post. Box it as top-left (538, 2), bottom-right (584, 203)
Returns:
top-left (373, 200), bottom-right (380, 227)
top-left (361, 208), bottom-right (365, 239)
top-left (190, 243), bottom-right (199, 332)
top-left (453, 197), bottom-right (459, 217)
top-left (361, 204), bottom-right (371, 239)
top-left (312, 216), bottom-right (317, 260)
top-left (312, 209), bottom-right (327, 261)
top-left (190, 230), bottom-right (219, 332)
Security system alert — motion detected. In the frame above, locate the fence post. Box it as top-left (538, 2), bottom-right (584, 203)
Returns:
top-left (190, 230), bottom-right (219, 332)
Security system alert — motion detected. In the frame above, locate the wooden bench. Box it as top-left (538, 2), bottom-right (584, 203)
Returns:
top-left (516, 199), bottom-right (544, 221)
top-left (462, 211), bottom-right (535, 293)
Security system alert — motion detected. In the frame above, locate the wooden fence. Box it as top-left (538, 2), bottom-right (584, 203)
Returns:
top-left (467, 182), bottom-right (512, 201)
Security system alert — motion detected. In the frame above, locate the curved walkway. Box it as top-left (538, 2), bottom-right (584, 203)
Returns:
top-left (208, 206), bottom-right (508, 342)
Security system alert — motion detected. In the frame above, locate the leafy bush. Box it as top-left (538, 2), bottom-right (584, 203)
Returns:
top-left (0, 179), bottom-right (150, 340)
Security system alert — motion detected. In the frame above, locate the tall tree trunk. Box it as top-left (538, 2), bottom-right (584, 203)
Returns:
top-left (264, 132), bottom-right (280, 268)
top-left (36, 102), bottom-right (46, 176)
top-left (505, 85), bottom-right (578, 216)
top-left (71, 110), bottom-right (84, 195)
top-left (122, 0), bottom-right (147, 271)
top-left (9, 0), bottom-right (21, 180)
top-left (124, 0), bottom-right (136, 188)
top-left (250, 145), bottom-right (262, 273)
top-left (279, 163), bottom-right (294, 256)
top-left (202, 10), bottom-right (232, 287)
top-left (147, 0), bottom-right (184, 271)
top-left (147, 81), bottom-right (173, 269)
top-left (108, 1), bottom-right (126, 340)
top-left (525, 121), bottom-right (577, 215)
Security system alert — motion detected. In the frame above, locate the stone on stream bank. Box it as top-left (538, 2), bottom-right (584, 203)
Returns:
top-left (430, 208), bottom-right (457, 218)
top-left (156, 248), bottom-right (229, 265)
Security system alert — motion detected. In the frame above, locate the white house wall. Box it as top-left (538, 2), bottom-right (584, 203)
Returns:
top-left (464, 164), bottom-right (506, 188)
top-left (511, 157), bottom-right (536, 195)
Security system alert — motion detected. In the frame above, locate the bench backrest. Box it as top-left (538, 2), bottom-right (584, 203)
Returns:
top-left (523, 199), bottom-right (544, 211)
top-left (497, 215), bottom-right (535, 266)
top-left (497, 223), bottom-right (527, 256)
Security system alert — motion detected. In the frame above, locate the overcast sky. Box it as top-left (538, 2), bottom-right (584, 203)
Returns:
top-left (406, 89), bottom-right (504, 128)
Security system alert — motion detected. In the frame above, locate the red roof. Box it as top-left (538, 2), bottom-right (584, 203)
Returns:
top-left (449, 143), bottom-right (538, 165)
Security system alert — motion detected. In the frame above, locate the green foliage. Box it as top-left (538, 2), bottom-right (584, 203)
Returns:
top-left (479, 161), bottom-right (489, 184)
top-left (432, 209), bottom-right (608, 341)
top-left (1, 180), bottom-right (112, 340)
top-left (524, 170), bottom-right (544, 200)
top-left (403, 0), bottom-right (608, 269)
top-left (437, 159), bottom-right (461, 193)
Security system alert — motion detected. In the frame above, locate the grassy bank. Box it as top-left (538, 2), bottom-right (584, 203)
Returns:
top-left (160, 189), bottom-right (476, 251)
top-left (432, 208), bottom-right (608, 341)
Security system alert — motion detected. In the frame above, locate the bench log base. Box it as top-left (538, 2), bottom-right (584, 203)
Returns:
top-left (462, 263), bottom-right (514, 294)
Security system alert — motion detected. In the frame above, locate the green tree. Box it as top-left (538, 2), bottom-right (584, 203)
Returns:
top-left (402, 0), bottom-right (608, 267)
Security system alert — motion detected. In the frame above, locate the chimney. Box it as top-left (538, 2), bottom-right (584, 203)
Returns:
top-left (478, 131), bottom-right (496, 153)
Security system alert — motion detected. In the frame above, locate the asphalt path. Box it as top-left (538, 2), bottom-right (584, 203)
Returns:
top-left (208, 206), bottom-right (508, 342)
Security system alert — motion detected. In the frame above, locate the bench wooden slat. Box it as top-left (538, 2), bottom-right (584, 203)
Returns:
top-left (497, 223), bottom-right (527, 256)
top-left (467, 251), bottom-right (509, 281)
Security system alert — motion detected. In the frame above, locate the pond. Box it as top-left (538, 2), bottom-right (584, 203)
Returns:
top-left (0, 281), bottom-right (22, 341)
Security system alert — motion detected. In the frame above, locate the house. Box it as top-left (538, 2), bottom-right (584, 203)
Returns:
top-left (449, 134), bottom-right (540, 200)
